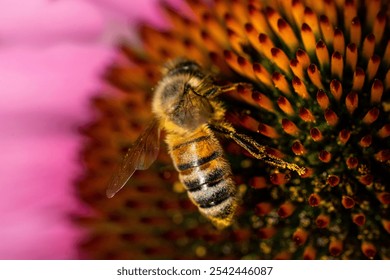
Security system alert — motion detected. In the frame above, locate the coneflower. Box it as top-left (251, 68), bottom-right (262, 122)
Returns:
top-left (77, 0), bottom-right (389, 259)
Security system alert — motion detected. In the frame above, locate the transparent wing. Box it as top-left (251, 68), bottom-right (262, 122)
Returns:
top-left (106, 120), bottom-right (160, 198)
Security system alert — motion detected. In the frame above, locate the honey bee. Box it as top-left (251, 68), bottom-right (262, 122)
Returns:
top-left (107, 59), bottom-right (305, 229)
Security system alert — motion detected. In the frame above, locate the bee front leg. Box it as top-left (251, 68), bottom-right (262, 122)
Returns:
top-left (205, 83), bottom-right (253, 99)
top-left (209, 123), bottom-right (306, 176)
top-left (219, 82), bottom-right (253, 92)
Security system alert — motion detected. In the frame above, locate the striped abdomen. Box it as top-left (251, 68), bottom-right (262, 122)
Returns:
top-left (166, 126), bottom-right (237, 228)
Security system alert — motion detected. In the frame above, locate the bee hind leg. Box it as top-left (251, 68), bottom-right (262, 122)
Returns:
top-left (209, 123), bottom-right (306, 176)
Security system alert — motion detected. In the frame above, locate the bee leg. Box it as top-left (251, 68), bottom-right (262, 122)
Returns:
top-left (205, 83), bottom-right (253, 98)
top-left (219, 83), bottom-right (253, 92)
top-left (209, 123), bottom-right (306, 176)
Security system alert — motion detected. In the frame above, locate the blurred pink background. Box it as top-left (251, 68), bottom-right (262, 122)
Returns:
top-left (0, 0), bottom-right (177, 259)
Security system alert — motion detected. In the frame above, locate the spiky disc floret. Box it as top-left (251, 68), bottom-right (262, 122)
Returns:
top-left (77, 0), bottom-right (390, 259)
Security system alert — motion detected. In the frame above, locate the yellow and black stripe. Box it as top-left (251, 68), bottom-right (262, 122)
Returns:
top-left (166, 126), bottom-right (237, 228)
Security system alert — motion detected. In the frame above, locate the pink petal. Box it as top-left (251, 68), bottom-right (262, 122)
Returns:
top-left (0, 0), bottom-right (171, 259)
top-left (0, 44), bottom-right (114, 259)
top-left (92, 0), bottom-right (190, 37)
top-left (0, 0), bottom-right (104, 45)
top-left (0, 45), bottom-right (113, 120)
top-left (92, 0), bottom-right (168, 26)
